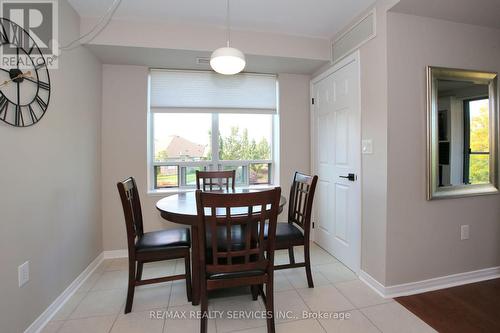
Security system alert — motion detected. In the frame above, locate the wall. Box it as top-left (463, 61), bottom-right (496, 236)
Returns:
top-left (101, 66), bottom-right (311, 250)
top-left (81, 18), bottom-right (330, 62)
top-left (0, 1), bottom-right (102, 332)
top-left (325, 0), bottom-right (400, 285)
top-left (386, 12), bottom-right (500, 285)
top-left (278, 74), bottom-right (312, 210)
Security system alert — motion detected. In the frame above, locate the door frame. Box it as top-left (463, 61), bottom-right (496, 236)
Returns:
top-left (309, 50), bottom-right (362, 273)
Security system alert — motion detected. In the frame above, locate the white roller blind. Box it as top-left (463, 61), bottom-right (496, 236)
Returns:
top-left (150, 70), bottom-right (277, 112)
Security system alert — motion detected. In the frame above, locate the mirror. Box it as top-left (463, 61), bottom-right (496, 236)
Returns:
top-left (427, 67), bottom-right (498, 200)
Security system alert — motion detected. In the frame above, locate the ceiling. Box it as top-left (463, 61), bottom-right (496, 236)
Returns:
top-left (86, 44), bottom-right (328, 75)
top-left (391, 0), bottom-right (500, 30)
top-left (67, 0), bottom-right (375, 39)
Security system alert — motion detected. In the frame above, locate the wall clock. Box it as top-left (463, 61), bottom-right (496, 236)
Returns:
top-left (0, 18), bottom-right (51, 127)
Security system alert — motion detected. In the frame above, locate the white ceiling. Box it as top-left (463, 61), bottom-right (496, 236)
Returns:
top-left (67, 0), bottom-right (375, 39)
top-left (86, 44), bottom-right (328, 75)
top-left (391, 0), bottom-right (500, 30)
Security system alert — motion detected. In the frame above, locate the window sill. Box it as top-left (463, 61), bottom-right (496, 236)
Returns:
top-left (147, 184), bottom-right (277, 197)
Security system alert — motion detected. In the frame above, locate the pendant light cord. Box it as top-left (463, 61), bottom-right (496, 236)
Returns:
top-left (226, 0), bottom-right (231, 47)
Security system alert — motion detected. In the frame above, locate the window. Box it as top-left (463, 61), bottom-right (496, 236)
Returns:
top-left (149, 70), bottom-right (277, 189)
top-left (463, 98), bottom-right (490, 184)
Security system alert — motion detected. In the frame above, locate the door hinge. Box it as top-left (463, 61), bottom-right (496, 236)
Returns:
top-left (312, 222), bottom-right (315, 229)
top-left (311, 98), bottom-right (315, 105)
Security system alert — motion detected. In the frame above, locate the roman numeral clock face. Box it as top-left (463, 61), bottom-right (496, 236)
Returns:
top-left (0, 18), bottom-right (51, 127)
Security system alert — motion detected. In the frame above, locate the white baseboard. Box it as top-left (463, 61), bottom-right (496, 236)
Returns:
top-left (360, 266), bottom-right (500, 299)
top-left (103, 249), bottom-right (128, 259)
top-left (24, 253), bottom-right (104, 333)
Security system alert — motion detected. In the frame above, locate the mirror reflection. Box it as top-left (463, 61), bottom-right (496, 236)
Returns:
top-left (437, 80), bottom-right (490, 187)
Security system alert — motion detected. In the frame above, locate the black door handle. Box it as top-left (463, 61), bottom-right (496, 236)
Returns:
top-left (339, 173), bottom-right (356, 181)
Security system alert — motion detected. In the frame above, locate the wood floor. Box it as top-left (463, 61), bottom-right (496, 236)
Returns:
top-left (396, 278), bottom-right (500, 333)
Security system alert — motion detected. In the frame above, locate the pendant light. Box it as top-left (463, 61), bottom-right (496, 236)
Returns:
top-left (210, 0), bottom-right (246, 75)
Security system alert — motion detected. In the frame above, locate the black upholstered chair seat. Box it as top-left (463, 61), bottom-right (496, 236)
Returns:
top-left (275, 223), bottom-right (304, 243)
top-left (136, 228), bottom-right (190, 252)
top-left (262, 223), bottom-right (304, 243)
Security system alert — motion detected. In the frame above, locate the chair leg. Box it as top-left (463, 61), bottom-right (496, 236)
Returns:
top-left (125, 259), bottom-right (136, 314)
top-left (185, 252), bottom-right (192, 302)
top-left (288, 247), bottom-right (295, 264)
top-left (136, 262), bottom-right (143, 282)
top-left (200, 282), bottom-right (208, 333)
top-left (304, 242), bottom-right (314, 288)
top-left (251, 285), bottom-right (259, 301)
top-left (265, 280), bottom-right (276, 333)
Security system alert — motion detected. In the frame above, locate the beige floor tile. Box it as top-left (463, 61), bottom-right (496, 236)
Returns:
top-left (273, 270), bottom-right (295, 292)
top-left (106, 258), bottom-right (129, 271)
top-left (95, 259), bottom-right (113, 273)
top-left (335, 280), bottom-right (392, 308)
top-left (285, 267), bottom-right (330, 289)
top-left (297, 285), bottom-right (355, 313)
top-left (163, 304), bottom-right (217, 333)
top-left (58, 315), bottom-right (117, 333)
top-left (231, 318), bottom-right (325, 333)
top-left (40, 321), bottom-right (64, 333)
top-left (75, 270), bottom-right (102, 293)
top-left (274, 289), bottom-right (310, 323)
top-left (131, 283), bottom-right (171, 312)
top-left (51, 292), bottom-right (86, 321)
top-left (314, 263), bottom-right (357, 284)
top-left (174, 259), bottom-right (187, 274)
top-left (142, 264), bottom-right (176, 280)
top-left (91, 270), bottom-right (129, 291)
top-left (319, 309), bottom-right (380, 333)
top-left (110, 310), bottom-right (165, 333)
top-left (212, 294), bottom-right (267, 333)
top-left (70, 289), bottom-right (125, 319)
top-left (168, 280), bottom-right (192, 307)
top-left (361, 302), bottom-right (436, 333)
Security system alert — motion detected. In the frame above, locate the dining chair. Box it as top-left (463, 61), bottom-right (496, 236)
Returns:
top-left (195, 187), bottom-right (281, 333)
top-left (273, 172), bottom-right (318, 287)
top-left (117, 177), bottom-right (192, 314)
top-left (196, 170), bottom-right (236, 191)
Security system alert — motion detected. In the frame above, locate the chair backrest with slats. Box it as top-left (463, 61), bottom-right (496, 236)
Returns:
top-left (196, 188), bottom-right (281, 277)
top-left (117, 177), bottom-right (144, 257)
top-left (287, 172), bottom-right (318, 234)
top-left (196, 170), bottom-right (236, 191)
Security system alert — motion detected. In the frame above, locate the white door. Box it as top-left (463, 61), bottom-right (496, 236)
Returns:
top-left (311, 53), bottom-right (361, 273)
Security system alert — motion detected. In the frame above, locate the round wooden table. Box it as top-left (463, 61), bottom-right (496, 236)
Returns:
top-left (156, 189), bottom-right (286, 305)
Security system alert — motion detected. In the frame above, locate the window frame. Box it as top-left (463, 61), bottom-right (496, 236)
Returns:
top-left (148, 110), bottom-right (276, 190)
top-left (463, 96), bottom-right (490, 184)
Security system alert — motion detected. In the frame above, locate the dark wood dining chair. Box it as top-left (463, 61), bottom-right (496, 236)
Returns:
top-left (195, 188), bottom-right (281, 333)
top-left (274, 172), bottom-right (318, 287)
top-left (196, 170), bottom-right (236, 191)
top-left (117, 177), bottom-right (192, 314)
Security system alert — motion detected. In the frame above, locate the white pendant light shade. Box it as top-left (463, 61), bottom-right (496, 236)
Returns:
top-left (210, 46), bottom-right (246, 75)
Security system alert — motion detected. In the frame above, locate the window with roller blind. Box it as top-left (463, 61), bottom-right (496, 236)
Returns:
top-left (148, 70), bottom-right (278, 189)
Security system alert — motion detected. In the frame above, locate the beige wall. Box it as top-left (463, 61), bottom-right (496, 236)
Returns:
top-left (386, 12), bottom-right (500, 285)
top-left (101, 66), bottom-right (311, 250)
top-left (324, 0), bottom-right (400, 285)
top-left (81, 18), bottom-right (330, 62)
top-left (278, 74), bottom-right (311, 211)
top-left (0, 1), bottom-right (102, 332)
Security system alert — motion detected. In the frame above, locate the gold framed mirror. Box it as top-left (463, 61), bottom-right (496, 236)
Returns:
top-left (427, 66), bottom-right (498, 200)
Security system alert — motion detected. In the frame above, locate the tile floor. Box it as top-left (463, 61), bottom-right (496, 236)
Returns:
top-left (41, 243), bottom-right (436, 333)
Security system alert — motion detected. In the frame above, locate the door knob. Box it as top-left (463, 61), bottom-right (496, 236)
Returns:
top-left (339, 173), bottom-right (357, 181)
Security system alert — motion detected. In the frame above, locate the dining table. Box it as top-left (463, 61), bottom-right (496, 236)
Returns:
top-left (156, 188), bottom-right (287, 305)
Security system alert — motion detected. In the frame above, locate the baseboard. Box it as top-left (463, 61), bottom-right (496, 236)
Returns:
top-left (359, 270), bottom-right (387, 298)
top-left (360, 266), bottom-right (500, 299)
top-left (24, 253), bottom-right (104, 333)
top-left (103, 249), bottom-right (128, 259)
